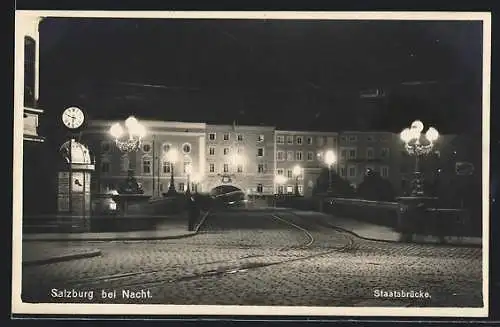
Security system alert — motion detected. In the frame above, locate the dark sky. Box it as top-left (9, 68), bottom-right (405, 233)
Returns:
top-left (38, 17), bottom-right (484, 135)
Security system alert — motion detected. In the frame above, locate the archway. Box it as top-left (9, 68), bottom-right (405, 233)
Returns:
top-left (210, 184), bottom-right (246, 203)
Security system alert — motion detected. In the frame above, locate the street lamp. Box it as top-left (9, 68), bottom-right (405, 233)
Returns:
top-left (109, 116), bottom-right (146, 152)
top-left (324, 149), bottom-right (337, 194)
top-left (400, 120), bottom-right (439, 196)
top-left (164, 148), bottom-right (179, 196)
top-left (185, 162), bottom-right (192, 196)
top-left (292, 165), bottom-right (302, 196)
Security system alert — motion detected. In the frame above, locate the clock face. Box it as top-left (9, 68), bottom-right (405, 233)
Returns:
top-left (62, 107), bottom-right (85, 129)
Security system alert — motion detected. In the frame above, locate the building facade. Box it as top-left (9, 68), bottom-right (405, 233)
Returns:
top-left (83, 119), bottom-right (469, 199)
top-left (275, 130), bottom-right (338, 197)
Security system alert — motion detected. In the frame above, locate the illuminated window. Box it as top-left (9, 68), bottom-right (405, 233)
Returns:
top-left (286, 186), bottom-right (293, 194)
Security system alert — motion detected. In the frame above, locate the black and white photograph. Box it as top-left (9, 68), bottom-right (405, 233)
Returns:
top-left (13, 11), bottom-right (490, 317)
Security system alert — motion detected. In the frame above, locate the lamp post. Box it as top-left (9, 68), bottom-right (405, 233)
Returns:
top-left (400, 120), bottom-right (439, 197)
top-left (109, 116), bottom-right (146, 152)
top-left (324, 149), bottom-right (337, 194)
top-left (185, 162), bottom-right (192, 196)
top-left (292, 165), bottom-right (302, 196)
top-left (164, 148), bottom-right (179, 196)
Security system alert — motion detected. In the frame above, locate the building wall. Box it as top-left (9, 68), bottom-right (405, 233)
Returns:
top-left (83, 119), bottom-right (472, 199)
top-left (205, 124), bottom-right (276, 195)
top-left (83, 120), bottom-right (206, 196)
top-left (275, 130), bottom-right (338, 197)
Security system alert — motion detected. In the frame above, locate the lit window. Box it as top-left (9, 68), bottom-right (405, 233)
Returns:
top-left (209, 163), bottom-right (215, 173)
top-left (208, 133), bottom-right (216, 141)
top-left (257, 148), bottom-right (264, 157)
top-left (223, 163), bottom-right (229, 173)
top-left (287, 136), bottom-right (293, 144)
top-left (257, 134), bottom-right (264, 142)
top-left (296, 136), bottom-right (303, 145)
top-left (223, 133), bottom-right (230, 141)
top-left (307, 152), bottom-right (314, 161)
top-left (277, 151), bottom-right (285, 161)
top-left (286, 186), bottom-right (293, 194)
top-left (277, 135), bottom-right (285, 144)
top-left (237, 134), bottom-right (243, 141)
top-left (209, 147), bottom-right (215, 156)
top-left (295, 151), bottom-right (303, 161)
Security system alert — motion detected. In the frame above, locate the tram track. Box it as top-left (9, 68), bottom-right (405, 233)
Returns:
top-left (62, 209), bottom-right (357, 290)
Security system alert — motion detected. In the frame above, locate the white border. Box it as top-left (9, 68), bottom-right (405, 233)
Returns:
top-left (13, 10), bottom-right (491, 318)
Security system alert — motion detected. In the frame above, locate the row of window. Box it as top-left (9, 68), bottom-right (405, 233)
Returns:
top-left (208, 132), bottom-right (265, 143)
top-left (276, 135), bottom-right (335, 146)
top-left (101, 141), bottom-right (192, 155)
top-left (336, 165), bottom-right (390, 178)
top-left (339, 147), bottom-right (390, 160)
top-left (209, 146), bottom-right (265, 157)
top-left (208, 163), bottom-right (267, 174)
top-left (276, 185), bottom-right (303, 195)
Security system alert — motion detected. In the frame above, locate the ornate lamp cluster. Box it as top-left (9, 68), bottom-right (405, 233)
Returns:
top-left (109, 116), bottom-right (146, 152)
top-left (400, 120), bottom-right (439, 156)
top-left (400, 120), bottom-right (440, 196)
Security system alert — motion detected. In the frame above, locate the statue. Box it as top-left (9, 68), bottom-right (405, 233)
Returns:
top-left (118, 169), bottom-right (144, 194)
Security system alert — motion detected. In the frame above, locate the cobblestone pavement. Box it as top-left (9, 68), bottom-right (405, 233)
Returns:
top-left (21, 209), bottom-right (483, 308)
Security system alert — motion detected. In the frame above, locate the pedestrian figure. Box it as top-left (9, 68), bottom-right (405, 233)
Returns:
top-left (187, 196), bottom-right (200, 231)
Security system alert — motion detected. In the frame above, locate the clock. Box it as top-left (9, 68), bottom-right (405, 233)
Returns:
top-left (62, 107), bottom-right (85, 129)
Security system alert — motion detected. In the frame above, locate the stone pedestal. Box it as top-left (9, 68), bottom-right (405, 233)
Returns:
top-left (396, 196), bottom-right (438, 237)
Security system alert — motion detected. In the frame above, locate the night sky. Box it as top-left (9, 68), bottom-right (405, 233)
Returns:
top-left (38, 17), bottom-right (484, 136)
